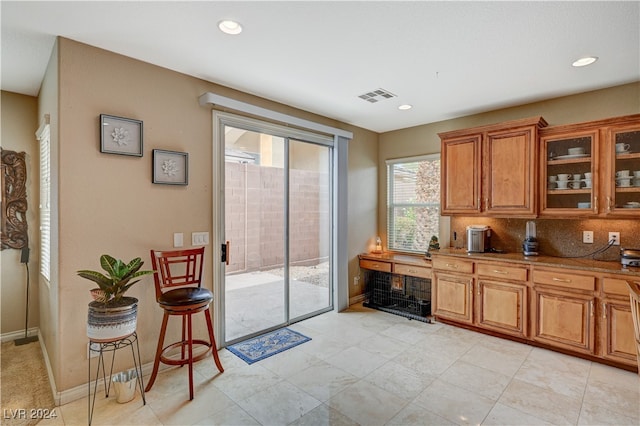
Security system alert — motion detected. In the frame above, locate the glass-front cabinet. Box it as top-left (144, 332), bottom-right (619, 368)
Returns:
top-left (607, 124), bottom-right (640, 215)
top-left (540, 130), bottom-right (598, 216)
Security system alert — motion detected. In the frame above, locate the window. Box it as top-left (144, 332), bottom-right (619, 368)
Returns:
top-left (387, 154), bottom-right (440, 253)
top-left (36, 120), bottom-right (50, 281)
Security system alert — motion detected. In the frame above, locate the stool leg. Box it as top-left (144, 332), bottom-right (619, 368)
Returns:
top-left (205, 307), bottom-right (224, 373)
top-left (187, 313), bottom-right (194, 400)
top-left (145, 311), bottom-right (169, 392)
top-left (181, 315), bottom-right (187, 365)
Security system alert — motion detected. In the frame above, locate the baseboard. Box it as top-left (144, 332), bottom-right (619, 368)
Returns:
top-left (37, 330), bottom-right (60, 406)
top-left (349, 294), bottom-right (366, 306)
top-left (1, 327), bottom-right (39, 343)
top-left (56, 360), bottom-right (172, 406)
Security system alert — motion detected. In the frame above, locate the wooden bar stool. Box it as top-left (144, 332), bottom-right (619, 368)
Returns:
top-left (145, 247), bottom-right (224, 400)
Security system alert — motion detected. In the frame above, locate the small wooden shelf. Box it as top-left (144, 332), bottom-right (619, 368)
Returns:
top-left (615, 186), bottom-right (640, 193)
top-left (548, 157), bottom-right (592, 165)
top-left (616, 152), bottom-right (640, 160)
top-left (547, 188), bottom-right (591, 195)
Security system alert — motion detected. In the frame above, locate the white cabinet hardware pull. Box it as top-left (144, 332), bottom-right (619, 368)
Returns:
top-left (408, 269), bottom-right (417, 273)
top-left (446, 263), bottom-right (458, 268)
top-left (590, 301), bottom-right (594, 317)
top-left (492, 270), bottom-right (508, 274)
top-left (373, 264), bottom-right (379, 268)
top-left (602, 302), bottom-right (607, 319)
top-left (552, 277), bottom-right (571, 283)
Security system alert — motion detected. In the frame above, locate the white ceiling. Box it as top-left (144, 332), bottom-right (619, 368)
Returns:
top-left (2, 1), bottom-right (639, 133)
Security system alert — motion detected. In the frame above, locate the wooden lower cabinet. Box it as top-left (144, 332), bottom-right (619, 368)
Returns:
top-left (599, 276), bottom-right (637, 368)
top-left (477, 279), bottom-right (527, 338)
top-left (433, 272), bottom-right (473, 324)
top-left (532, 286), bottom-right (596, 355)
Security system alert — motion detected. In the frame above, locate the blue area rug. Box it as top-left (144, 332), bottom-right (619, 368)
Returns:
top-left (227, 328), bottom-right (312, 365)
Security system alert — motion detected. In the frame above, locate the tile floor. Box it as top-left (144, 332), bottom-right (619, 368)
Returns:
top-left (40, 304), bottom-right (639, 425)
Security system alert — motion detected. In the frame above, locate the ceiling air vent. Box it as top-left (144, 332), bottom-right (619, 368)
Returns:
top-left (358, 88), bottom-right (397, 103)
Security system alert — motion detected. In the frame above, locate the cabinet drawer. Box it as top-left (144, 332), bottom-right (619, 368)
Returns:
top-left (432, 257), bottom-right (474, 274)
top-left (533, 269), bottom-right (595, 292)
top-left (394, 263), bottom-right (432, 279)
top-left (602, 277), bottom-right (632, 297)
top-left (359, 259), bottom-right (392, 273)
top-left (477, 263), bottom-right (528, 282)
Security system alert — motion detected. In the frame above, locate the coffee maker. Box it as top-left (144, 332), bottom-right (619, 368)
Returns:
top-left (522, 221), bottom-right (539, 256)
top-left (466, 225), bottom-right (491, 253)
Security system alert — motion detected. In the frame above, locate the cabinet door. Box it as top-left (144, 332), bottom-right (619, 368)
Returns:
top-left (433, 272), bottom-right (473, 324)
top-left (600, 300), bottom-right (636, 367)
top-left (606, 123), bottom-right (640, 216)
top-left (441, 135), bottom-right (481, 214)
top-left (476, 279), bottom-right (527, 338)
top-left (485, 128), bottom-right (536, 215)
top-left (532, 287), bottom-right (595, 355)
top-left (540, 131), bottom-right (598, 216)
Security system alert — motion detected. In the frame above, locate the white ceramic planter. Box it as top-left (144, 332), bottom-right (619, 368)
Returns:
top-left (87, 297), bottom-right (138, 342)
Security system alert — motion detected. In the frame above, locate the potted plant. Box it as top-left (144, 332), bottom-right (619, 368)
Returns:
top-left (78, 255), bottom-right (153, 342)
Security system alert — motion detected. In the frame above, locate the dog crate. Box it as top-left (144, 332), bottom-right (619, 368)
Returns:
top-left (363, 270), bottom-right (431, 322)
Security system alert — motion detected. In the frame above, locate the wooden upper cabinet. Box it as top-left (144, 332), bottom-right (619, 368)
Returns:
top-left (440, 117), bottom-right (547, 216)
top-left (441, 135), bottom-right (481, 214)
top-left (485, 128), bottom-right (537, 215)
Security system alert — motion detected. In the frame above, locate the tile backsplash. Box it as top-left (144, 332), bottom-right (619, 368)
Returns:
top-left (450, 217), bottom-right (640, 261)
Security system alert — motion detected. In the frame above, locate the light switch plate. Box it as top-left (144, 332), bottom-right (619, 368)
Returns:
top-left (192, 232), bottom-right (209, 246)
top-left (173, 232), bottom-right (184, 247)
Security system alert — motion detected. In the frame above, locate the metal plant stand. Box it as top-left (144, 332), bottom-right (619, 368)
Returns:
top-left (88, 332), bottom-right (146, 425)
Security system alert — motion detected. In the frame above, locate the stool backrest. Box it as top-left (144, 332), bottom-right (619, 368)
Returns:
top-left (150, 247), bottom-right (205, 300)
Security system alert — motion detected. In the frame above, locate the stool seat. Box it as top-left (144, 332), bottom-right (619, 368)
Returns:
top-left (145, 247), bottom-right (223, 400)
top-left (159, 287), bottom-right (213, 307)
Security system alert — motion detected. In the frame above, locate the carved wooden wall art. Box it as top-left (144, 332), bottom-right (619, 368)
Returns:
top-left (1, 148), bottom-right (29, 250)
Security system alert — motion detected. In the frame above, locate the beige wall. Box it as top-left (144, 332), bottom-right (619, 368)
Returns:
top-left (43, 38), bottom-right (378, 394)
top-left (0, 91), bottom-right (39, 336)
top-left (378, 82), bottom-right (640, 246)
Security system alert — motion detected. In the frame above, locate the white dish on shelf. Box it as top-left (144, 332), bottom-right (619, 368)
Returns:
top-left (623, 205), bottom-right (640, 208)
top-left (553, 153), bottom-right (590, 160)
top-left (617, 150), bottom-right (633, 155)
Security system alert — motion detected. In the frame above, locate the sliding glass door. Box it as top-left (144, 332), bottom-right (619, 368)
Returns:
top-left (221, 119), bottom-right (332, 345)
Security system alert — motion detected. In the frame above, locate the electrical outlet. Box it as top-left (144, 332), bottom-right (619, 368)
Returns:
top-left (608, 232), bottom-right (620, 245)
top-left (353, 276), bottom-right (360, 287)
top-left (583, 231), bottom-right (594, 244)
top-left (87, 342), bottom-right (100, 359)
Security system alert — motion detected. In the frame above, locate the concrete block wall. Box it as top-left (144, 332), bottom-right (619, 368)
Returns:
top-left (226, 162), bottom-right (329, 274)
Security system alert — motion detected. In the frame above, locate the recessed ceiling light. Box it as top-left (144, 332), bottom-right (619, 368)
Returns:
top-left (572, 56), bottom-right (598, 67)
top-left (218, 20), bottom-right (242, 35)
top-left (398, 104), bottom-right (412, 110)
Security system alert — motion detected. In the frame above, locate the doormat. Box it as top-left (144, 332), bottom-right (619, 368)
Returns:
top-left (227, 328), bottom-right (311, 365)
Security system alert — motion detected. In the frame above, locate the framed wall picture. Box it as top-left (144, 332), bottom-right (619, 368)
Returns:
top-left (100, 114), bottom-right (143, 156)
top-left (152, 149), bottom-right (188, 185)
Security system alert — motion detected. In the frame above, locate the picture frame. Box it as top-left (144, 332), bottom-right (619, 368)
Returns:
top-left (152, 149), bottom-right (189, 185)
top-left (100, 114), bottom-right (143, 157)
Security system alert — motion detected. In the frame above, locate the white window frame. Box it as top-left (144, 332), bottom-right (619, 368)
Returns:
top-left (386, 154), bottom-right (441, 254)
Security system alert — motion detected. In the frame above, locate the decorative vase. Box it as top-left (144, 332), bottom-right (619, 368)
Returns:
top-left (87, 297), bottom-right (138, 342)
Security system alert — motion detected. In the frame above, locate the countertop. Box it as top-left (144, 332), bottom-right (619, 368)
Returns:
top-left (432, 248), bottom-right (640, 277)
top-left (360, 249), bottom-right (640, 277)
